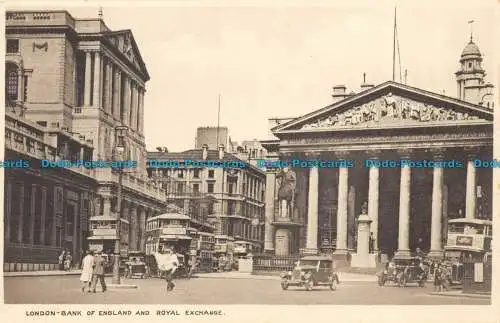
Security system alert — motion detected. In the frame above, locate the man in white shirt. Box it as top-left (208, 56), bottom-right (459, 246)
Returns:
top-left (154, 247), bottom-right (179, 291)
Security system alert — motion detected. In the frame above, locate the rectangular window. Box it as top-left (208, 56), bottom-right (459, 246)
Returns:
top-left (193, 169), bottom-right (200, 178)
top-left (228, 183), bottom-right (234, 194)
top-left (177, 170), bottom-right (184, 178)
top-left (208, 183), bottom-right (214, 193)
top-left (193, 183), bottom-right (199, 193)
top-left (6, 39), bottom-right (19, 53)
top-left (208, 170), bottom-right (214, 178)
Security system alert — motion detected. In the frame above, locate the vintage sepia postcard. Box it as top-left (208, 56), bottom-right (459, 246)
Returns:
top-left (1, 0), bottom-right (499, 322)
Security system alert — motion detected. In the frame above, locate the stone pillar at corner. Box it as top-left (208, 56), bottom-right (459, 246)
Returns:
top-left (350, 213), bottom-right (377, 268)
top-left (263, 168), bottom-right (276, 253)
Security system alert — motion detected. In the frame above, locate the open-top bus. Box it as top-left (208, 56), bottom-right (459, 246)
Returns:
top-left (443, 218), bottom-right (492, 285)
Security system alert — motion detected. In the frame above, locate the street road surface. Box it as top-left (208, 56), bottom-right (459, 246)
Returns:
top-left (4, 275), bottom-right (489, 305)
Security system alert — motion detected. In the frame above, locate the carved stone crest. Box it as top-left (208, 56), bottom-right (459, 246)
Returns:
top-left (32, 41), bottom-right (48, 52)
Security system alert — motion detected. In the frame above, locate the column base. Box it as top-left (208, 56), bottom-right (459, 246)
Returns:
top-left (263, 248), bottom-right (275, 255)
top-left (427, 250), bottom-right (444, 260)
top-left (393, 250), bottom-right (412, 260)
top-left (350, 253), bottom-right (377, 268)
top-left (333, 248), bottom-right (349, 255)
top-left (300, 248), bottom-right (318, 255)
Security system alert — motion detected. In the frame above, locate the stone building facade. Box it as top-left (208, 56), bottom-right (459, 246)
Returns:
top-left (261, 39), bottom-right (494, 262)
top-left (147, 144), bottom-right (266, 258)
top-left (5, 10), bottom-right (166, 268)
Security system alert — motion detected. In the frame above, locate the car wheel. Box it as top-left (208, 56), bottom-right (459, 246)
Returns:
top-left (281, 280), bottom-right (289, 290)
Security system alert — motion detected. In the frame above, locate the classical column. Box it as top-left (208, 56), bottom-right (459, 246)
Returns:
top-left (335, 152), bottom-right (349, 254)
top-left (5, 179), bottom-right (12, 243)
top-left (93, 52), bottom-right (101, 107)
top-left (17, 182), bottom-right (25, 243)
top-left (367, 150), bottom-right (380, 251)
top-left (264, 169), bottom-right (276, 252)
top-left (465, 151), bottom-right (477, 219)
top-left (40, 187), bottom-right (48, 244)
top-left (123, 76), bottom-right (131, 125)
top-left (139, 207), bottom-right (147, 251)
top-left (306, 161), bottom-right (319, 253)
top-left (84, 51), bottom-right (92, 106)
top-left (129, 81), bottom-right (136, 129)
top-left (138, 88), bottom-right (144, 133)
top-left (73, 201), bottom-right (78, 258)
top-left (429, 149), bottom-right (445, 258)
top-left (103, 196), bottom-right (112, 217)
top-left (395, 150), bottom-right (412, 259)
top-left (103, 59), bottom-right (111, 113)
top-left (113, 70), bottom-right (122, 120)
top-left (130, 205), bottom-right (138, 250)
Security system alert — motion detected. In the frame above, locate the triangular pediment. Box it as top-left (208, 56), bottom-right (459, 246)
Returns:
top-left (273, 82), bottom-right (493, 133)
top-left (104, 30), bottom-right (149, 80)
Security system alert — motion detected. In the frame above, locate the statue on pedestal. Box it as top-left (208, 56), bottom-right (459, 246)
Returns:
top-left (277, 167), bottom-right (297, 218)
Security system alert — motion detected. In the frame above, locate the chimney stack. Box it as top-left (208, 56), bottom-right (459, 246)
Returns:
top-left (332, 85), bottom-right (350, 102)
top-left (360, 73), bottom-right (374, 91)
top-left (218, 144), bottom-right (225, 160)
top-left (202, 144), bottom-right (208, 160)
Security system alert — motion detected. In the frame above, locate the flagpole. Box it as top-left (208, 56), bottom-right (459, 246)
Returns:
top-left (216, 94), bottom-right (221, 148)
top-left (392, 7), bottom-right (397, 81)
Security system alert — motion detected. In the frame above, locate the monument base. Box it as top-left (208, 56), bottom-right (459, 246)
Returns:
top-left (393, 250), bottom-right (412, 260)
top-left (350, 253), bottom-right (377, 268)
top-left (332, 250), bottom-right (350, 269)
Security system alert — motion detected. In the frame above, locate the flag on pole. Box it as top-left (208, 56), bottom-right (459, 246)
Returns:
top-left (468, 20), bottom-right (474, 24)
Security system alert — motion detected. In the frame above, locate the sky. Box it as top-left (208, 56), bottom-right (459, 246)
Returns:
top-left (10, 0), bottom-right (499, 152)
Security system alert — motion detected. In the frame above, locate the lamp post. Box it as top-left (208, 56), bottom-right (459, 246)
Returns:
top-left (112, 126), bottom-right (128, 285)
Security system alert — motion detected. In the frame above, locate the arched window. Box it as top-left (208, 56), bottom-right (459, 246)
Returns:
top-left (5, 63), bottom-right (19, 103)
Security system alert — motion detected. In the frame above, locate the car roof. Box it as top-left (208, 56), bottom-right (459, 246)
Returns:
top-left (300, 255), bottom-right (332, 261)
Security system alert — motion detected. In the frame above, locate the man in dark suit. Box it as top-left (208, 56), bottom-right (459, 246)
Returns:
top-left (91, 250), bottom-right (107, 293)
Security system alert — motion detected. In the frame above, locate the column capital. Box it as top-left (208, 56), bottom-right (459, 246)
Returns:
top-left (366, 149), bottom-right (382, 159)
top-left (397, 148), bottom-right (414, 160)
top-left (304, 151), bottom-right (321, 159)
top-left (334, 151), bottom-right (350, 159)
top-left (465, 147), bottom-right (480, 160)
top-left (430, 148), bottom-right (446, 160)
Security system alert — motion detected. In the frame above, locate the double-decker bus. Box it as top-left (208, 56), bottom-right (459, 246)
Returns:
top-left (444, 218), bottom-right (492, 285)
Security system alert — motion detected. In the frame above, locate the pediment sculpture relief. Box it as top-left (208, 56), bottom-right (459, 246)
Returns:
top-left (301, 93), bottom-right (482, 130)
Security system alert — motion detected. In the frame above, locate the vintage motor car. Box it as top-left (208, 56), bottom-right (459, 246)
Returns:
top-left (377, 257), bottom-right (427, 287)
top-left (123, 251), bottom-right (149, 279)
top-left (280, 256), bottom-right (339, 291)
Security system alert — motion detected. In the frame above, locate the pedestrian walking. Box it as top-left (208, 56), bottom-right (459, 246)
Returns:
top-left (154, 247), bottom-right (179, 292)
top-left (80, 250), bottom-right (95, 294)
top-left (58, 250), bottom-right (66, 271)
top-left (90, 250), bottom-right (107, 293)
top-left (64, 252), bottom-right (73, 271)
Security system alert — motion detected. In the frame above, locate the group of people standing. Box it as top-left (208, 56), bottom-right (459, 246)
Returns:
top-left (79, 250), bottom-right (108, 294)
top-left (58, 250), bottom-right (73, 271)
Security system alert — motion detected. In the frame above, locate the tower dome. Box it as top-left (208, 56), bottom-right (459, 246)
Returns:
top-left (460, 39), bottom-right (482, 61)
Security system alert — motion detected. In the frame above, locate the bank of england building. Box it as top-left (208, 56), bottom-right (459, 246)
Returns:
top-left (4, 10), bottom-right (166, 271)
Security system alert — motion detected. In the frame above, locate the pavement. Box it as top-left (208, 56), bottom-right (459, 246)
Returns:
top-left (4, 274), bottom-right (490, 305)
top-left (3, 270), bottom-right (82, 277)
top-left (4, 270), bottom-right (376, 282)
top-left (428, 290), bottom-right (491, 299)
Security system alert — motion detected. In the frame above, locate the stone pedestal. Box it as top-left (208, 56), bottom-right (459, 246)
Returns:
top-left (275, 228), bottom-right (291, 256)
top-left (350, 214), bottom-right (377, 268)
